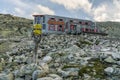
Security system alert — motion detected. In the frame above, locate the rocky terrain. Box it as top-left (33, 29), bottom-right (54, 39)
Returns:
top-left (96, 22), bottom-right (120, 37)
top-left (0, 34), bottom-right (120, 80)
top-left (0, 14), bottom-right (120, 80)
top-left (0, 14), bottom-right (32, 38)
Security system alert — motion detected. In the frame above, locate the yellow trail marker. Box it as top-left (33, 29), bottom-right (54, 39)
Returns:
top-left (33, 24), bottom-right (42, 35)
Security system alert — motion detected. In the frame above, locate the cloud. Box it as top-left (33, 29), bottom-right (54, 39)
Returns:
top-left (1, 0), bottom-right (120, 21)
top-left (4, 0), bottom-right (55, 18)
top-left (92, 0), bottom-right (120, 21)
top-left (50, 0), bottom-right (92, 13)
top-left (50, 0), bottom-right (120, 21)
top-left (92, 4), bottom-right (108, 21)
top-left (32, 5), bottom-right (55, 15)
top-left (14, 8), bottom-right (25, 15)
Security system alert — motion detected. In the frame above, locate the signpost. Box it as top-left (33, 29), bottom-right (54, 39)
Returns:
top-left (32, 24), bottom-right (42, 64)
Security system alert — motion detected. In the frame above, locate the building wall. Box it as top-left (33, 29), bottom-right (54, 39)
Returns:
top-left (33, 15), bottom-right (95, 34)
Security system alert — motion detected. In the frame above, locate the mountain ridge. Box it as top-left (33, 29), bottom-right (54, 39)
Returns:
top-left (0, 13), bottom-right (120, 37)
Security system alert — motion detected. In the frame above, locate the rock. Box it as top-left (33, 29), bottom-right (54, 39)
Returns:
top-left (57, 68), bottom-right (78, 78)
top-left (111, 53), bottom-right (120, 60)
top-left (42, 56), bottom-right (52, 63)
top-left (0, 63), bottom-right (3, 72)
top-left (0, 74), bottom-right (8, 80)
top-left (10, 38), bottom-right (21, 42)
top-left (25, 75), bottom-right (32, 80)
top-left (57, 68), bottom-right (70, 77)
top-left (104, 56), bottom-right (116, 63)
top-left (14, 69), bottom-right (24, 78)
top-left (104, 67), bottom-right (120, 75)
top-left (7, 72), bottom-right (14, 80)
top-left (26, 57), bottom-right (33, 64)
top-left (48, 74), bottom-right (63, 80)
top-left (64, 45), bottom-right (80, 54)
top-left (11, 48), bottom-right (19, 55)
top-left (14, 55), bottom-right (27, 63)
top-left (0, 58), bottom-right (6, 72)
top-left (39, 62), bottom-right (49, 73)
top-left (37, 77), bottom-right (53, 80)
top-left (54, 63), bottom-right (60, 67)
top-left (15, 78), bottom-right (24, 80)
top-left (67, 54), bottom-right (74, 61)
top-left (0, 73), bottom-right (14, 80)
top-left (79, 58), bottom-right (89, 66)
top-left (32, 70), bottom-right (46, 80)
top-left (116, 61), bottom-right (120, 65)
top-left (23, 63), bottom-right (38, 75)
top-left (97, 52), bottom-right (108, 60)
top-left (14, 64), bottom-right (37, 78)
top-left (83, 74), bottom-right (91, 80)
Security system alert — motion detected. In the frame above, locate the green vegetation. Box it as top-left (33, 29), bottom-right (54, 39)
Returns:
top-left (79, 59), bottom-right (107, 79)
top-left (62, 64), bottom-right (80, 69)
top-left (0, 42), bottom-right (11, 53)
top-left (0, 14), bottom-right (33, 37)
top-left (95, 40), bottom-right (100, 45)
top-left (79, 40), bottom-right (92, 45)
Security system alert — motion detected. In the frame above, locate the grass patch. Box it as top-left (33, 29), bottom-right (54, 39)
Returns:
top-left (79, 40), bottom-right (92, 45)
top-left (79, 59), bottom-right (107, 79)
top-left (0, 41), bottom-right (11, 53)
top-left (62, 64), bottom-right (80, 69)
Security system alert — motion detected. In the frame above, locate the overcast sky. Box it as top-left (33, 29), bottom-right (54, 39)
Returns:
top-left (0, 0), bottom-right (120, 21)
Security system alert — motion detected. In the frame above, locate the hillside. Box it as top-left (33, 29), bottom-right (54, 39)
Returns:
top-left (0, 14), bottom-right (33, 37)
top-left (0, 14), bottom-right (120, 80)
top-left (96, 22), bottom-right (120, 37)
top-left (0, 14), bottom-right (120, 38)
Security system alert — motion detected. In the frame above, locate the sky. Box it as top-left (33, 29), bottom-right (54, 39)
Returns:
top-left (0, 0), bottom-right (120, 21)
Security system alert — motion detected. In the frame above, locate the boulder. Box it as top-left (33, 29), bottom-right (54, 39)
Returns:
top-left (0, 63), bottom-right (3, 72)
top-left (48, 74), bottom-right (63, 80)
top-left (7, 72), bottom-right (14, 80)
top-left (116, 61), bottom-right (120, 65)
top-left (104, 67), bottom-right (120, 75)
top-left (111, 53), bottom-right (120, 60)
top-left (57, 68), bottom-right (78, 78)
top-left (32, 70), bottom-right (46, 80)
top-left (0, 73), bottom-right (14, 80)
top-left (0, 58), bottom-right (6, 72)
top-left (14, 64), bottom-right (37, 78)
top-left (25, 75), bottom-right (32, 80)
top-left (104, 56), bottom-right (116, 63)
top-left (15, 78), bottom-right (24, 80)
top-left (42, 56), bottom-right (52, 64)
top-left (37, 77), bottom-right (53, 80)
top-left (39, 62), bottom-right (49, 73)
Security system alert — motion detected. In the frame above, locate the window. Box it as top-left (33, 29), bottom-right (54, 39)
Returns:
top-left (66, 22), bottom-right (68, 29)
top-left (70, 20), bottom-right (73, 22)
top-left (51, 18), bottom-right (55, 20)
top-left (42, 24), bottom-right (46, 30)
top-left (43, 16), bottom-right (45, 23)
top-left (91, 29), bottom-right (94, 32)
top-left (49, 24), bottom-right (55, 31)
top-left (88, 22), bottom-right (91, 26)
top-left (59, 19), bottom-right (63, 21)
top-left (85, 22), bottom-right (89, 25)
top-left (34, 16), bottom-right (41, 24)
top-left (82, 22), bottom-right (85, 25)
top-left (34, 17), bottom-right (37, 24)
top-left (79, 21), bottom-right (82, 24)
top-left (58, 25), bottom-right (63, 31)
